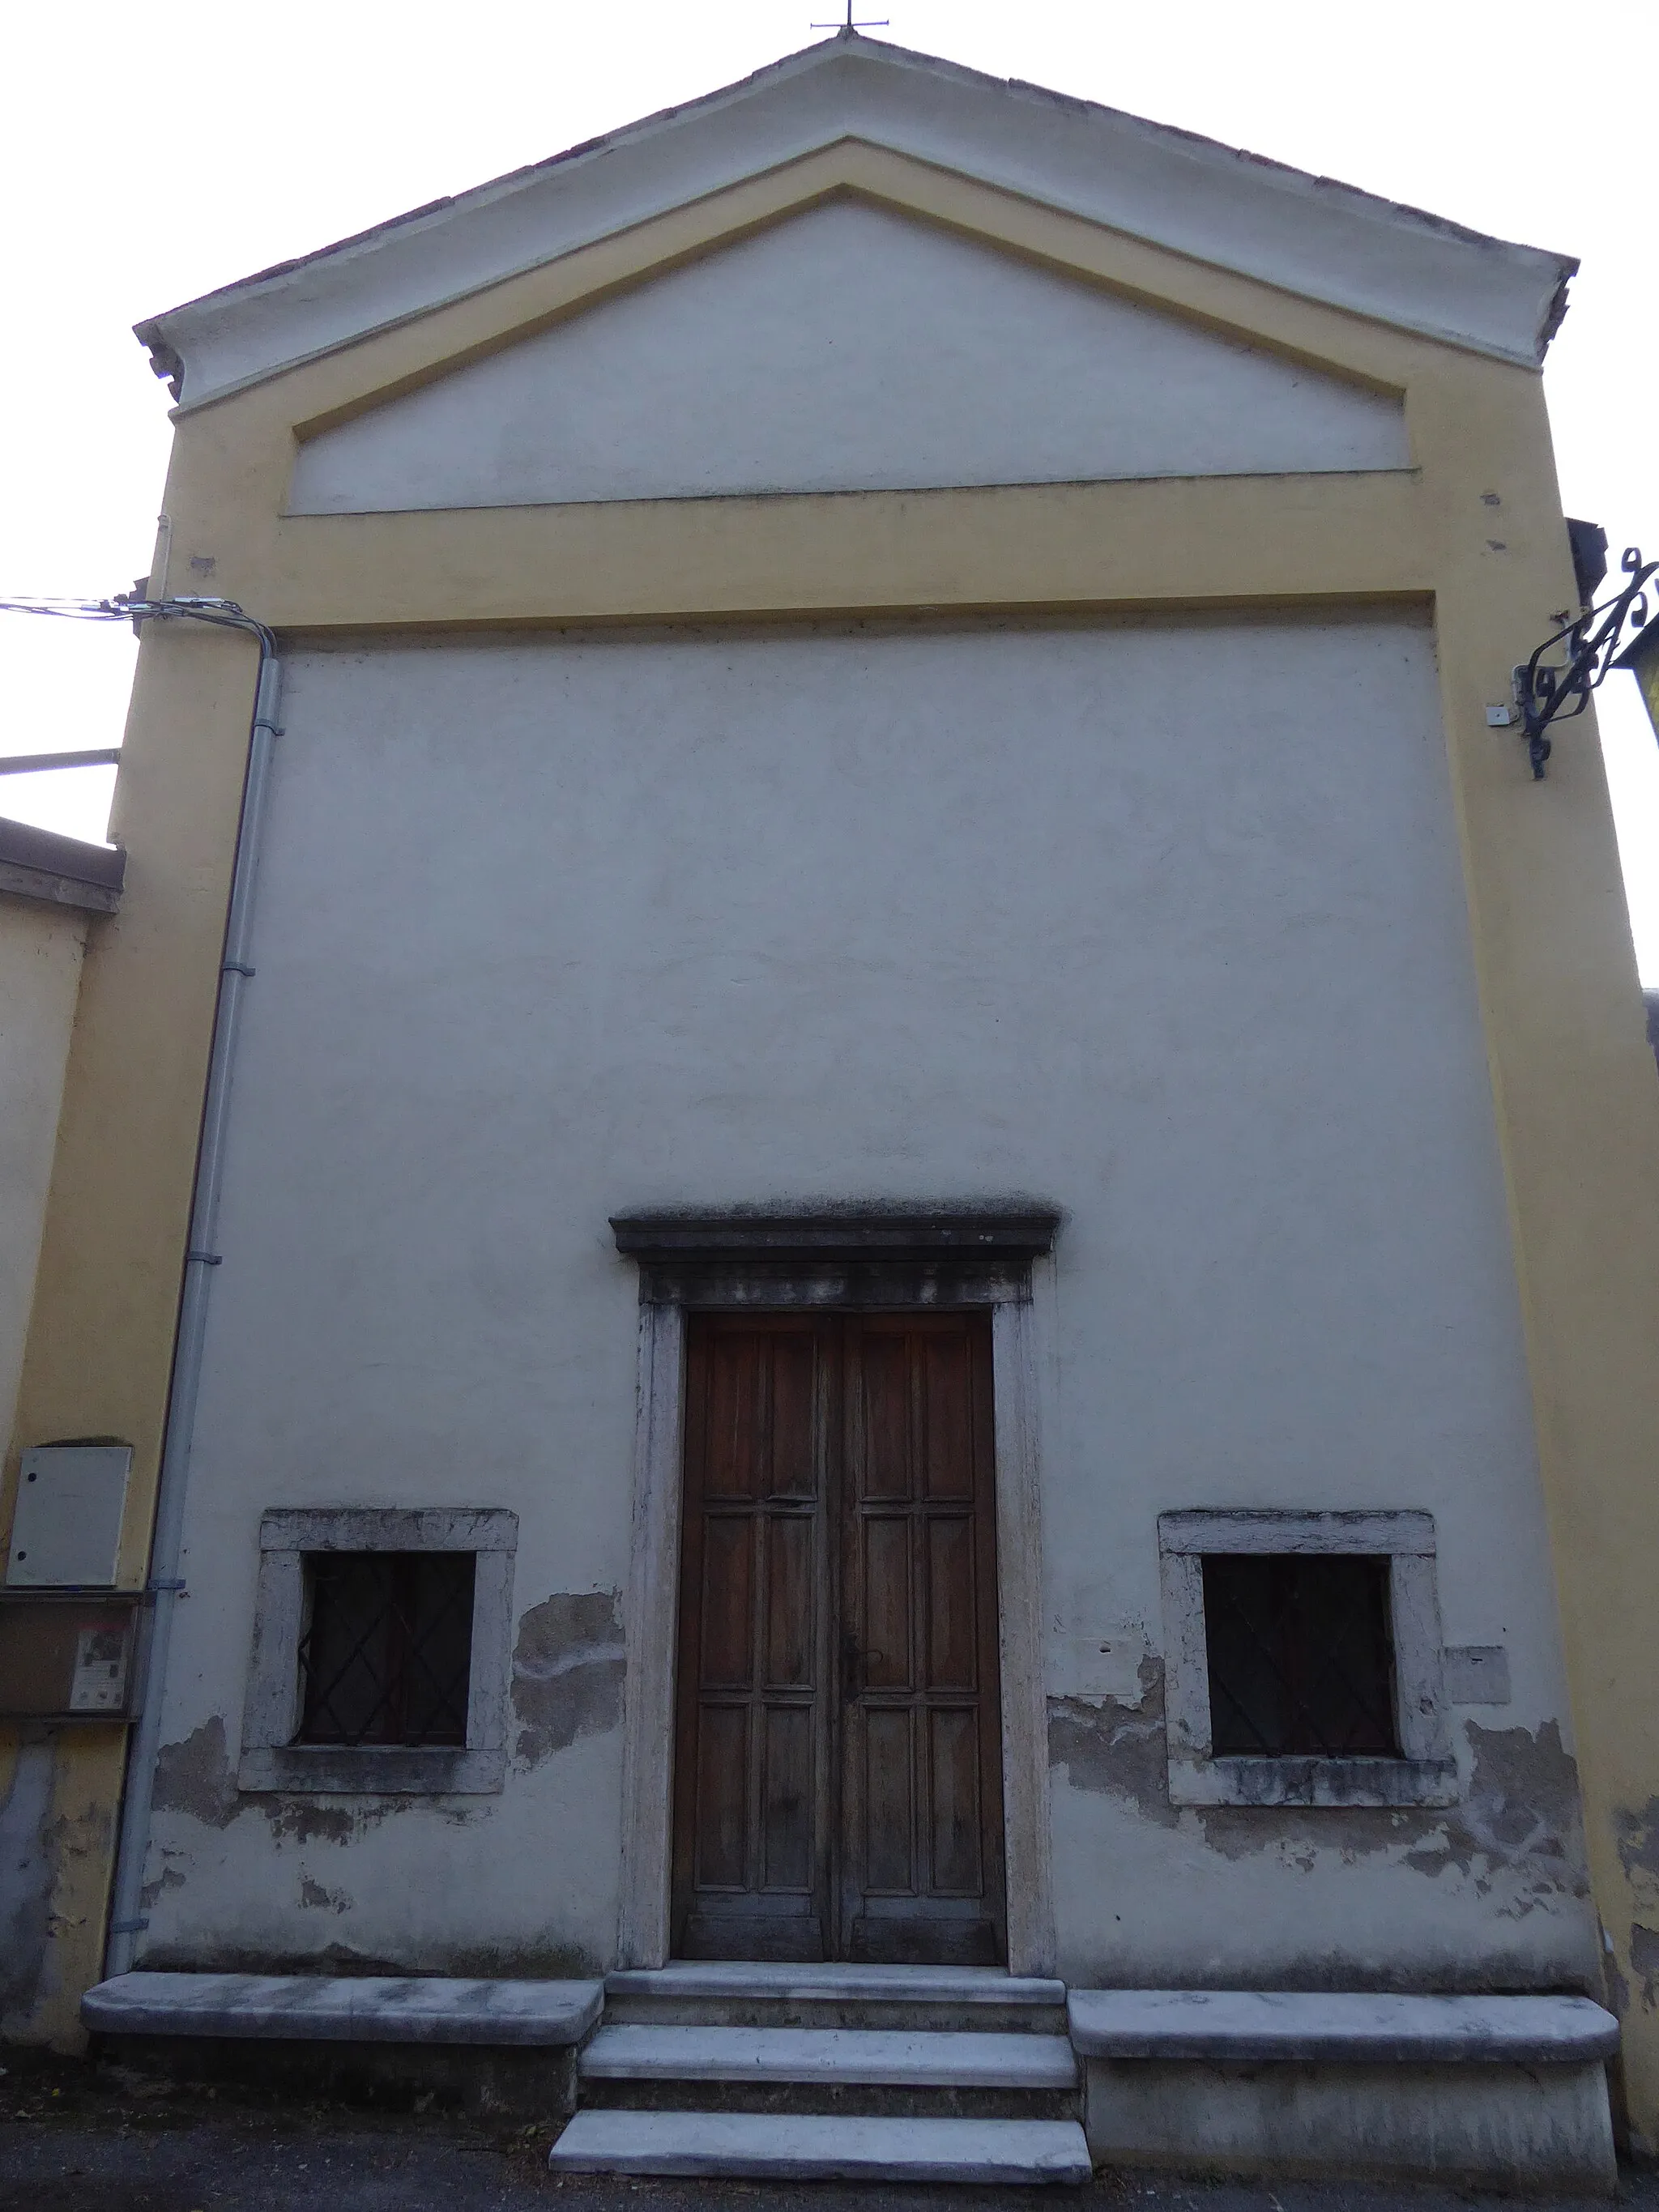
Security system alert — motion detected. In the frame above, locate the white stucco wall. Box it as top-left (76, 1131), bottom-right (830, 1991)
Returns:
top-left (139, 617), bottom-right (1593, 1992)
top-left (288, 202), bottom-right (1408, 514)
top-left (0, 897), bottom-right (86, 1464)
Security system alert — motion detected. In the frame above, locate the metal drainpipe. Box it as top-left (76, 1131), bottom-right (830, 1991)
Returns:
top-left (105, 616), bottom-right (281, 1977)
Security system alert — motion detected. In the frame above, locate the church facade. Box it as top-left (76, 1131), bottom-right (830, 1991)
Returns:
top-left (6, 33), bottom-right (1659, 2184)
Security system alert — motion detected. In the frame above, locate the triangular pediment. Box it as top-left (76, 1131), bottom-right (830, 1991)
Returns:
top-left (288, 200), bottom-right (1406, 513)
top-left (140, 40), bottom-right (1574, 411)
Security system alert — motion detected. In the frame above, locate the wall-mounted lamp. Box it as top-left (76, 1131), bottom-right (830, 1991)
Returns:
top-left (1613, 605), bottom-right (1659, 748)
top-left (1516, 531), bottom-right (1657, 778)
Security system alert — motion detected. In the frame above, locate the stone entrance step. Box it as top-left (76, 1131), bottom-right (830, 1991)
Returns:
top-left (83, 1971), bottom-right (603, 2045)
top-left (603, 1961), bottom-right (1068, 2033)
top-left (1065, 1987), bottom-right (1619, 2192)
top-left (582, 2022), bottom-right (1077, 2085)
top-left (548, 2108), bottom-right (1093, 2182)
top-left (80, 1970), bottom-right (605, 2122)
top-left (573, 1967), bottom-right (1085, 2167)
top-left (577, 2022), bottom-right (1078, 2118)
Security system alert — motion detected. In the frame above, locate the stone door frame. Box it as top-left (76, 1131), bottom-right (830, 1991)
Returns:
top-left (610, 1207), bottom-right (1060, 1977)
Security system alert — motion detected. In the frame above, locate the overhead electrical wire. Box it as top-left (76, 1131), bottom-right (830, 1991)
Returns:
top-left (0, 591), bottom-right (276, 654)
top-left (0, 596), bottom-right (135, 620)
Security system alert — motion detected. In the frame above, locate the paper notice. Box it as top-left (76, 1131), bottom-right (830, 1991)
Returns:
top-left (69, 1626), bottom-right (129, 1712)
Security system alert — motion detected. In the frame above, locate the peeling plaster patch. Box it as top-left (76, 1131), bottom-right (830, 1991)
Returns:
top-left (1615, 1797), bottom-right (1659, 1892)
top-left (1630, 1924), bottom-right (1659, 2010)
top-left (301, 1877), bottom-right (350, 1912)
top-left (270, 1804), bottom-right (358, 1847)
top-left (153, 1715), bottom-right (400, 1844)
top-left (265, 1797), bottom-right (401, 1845)
top-left (1048, 1666), bottom-right (1589, 1920)
top-left (1203, 1800), bottom-right (1429, 1865)
top-left (0, 1738), bottom-right (55, 2027)
top-left (43, 1799), bottom-right (114, 1929)
top-left (152, 1716), bottom-right (242, 1831)
top-left (1454, 1721), bottom-right (1586, 1886)
top-left (1606, 1950), bottom-right (1631, 2019)
top-left (1047, 1656), bottom-right (1179, 1830)
top-left (138, 1866), bottom-right (186, 1909)
top-left (511, 1592), bottom-right (625, 1765)
top-left (1199, 1720), bottom-right (1587, 1907)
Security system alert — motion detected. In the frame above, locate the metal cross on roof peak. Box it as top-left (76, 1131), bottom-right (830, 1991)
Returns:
top-left (811, 0), bottom-right (889, 32)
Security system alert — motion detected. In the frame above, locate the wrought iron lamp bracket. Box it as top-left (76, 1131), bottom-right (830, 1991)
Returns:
top-left (1514, 546), bottom-right (1657, 778)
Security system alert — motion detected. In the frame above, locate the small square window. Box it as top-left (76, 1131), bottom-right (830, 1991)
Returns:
top-left (1158, 1510), bottom-right (1456, 1809)
top-left (1201, 1553), bottom-right (1399, 1758)
top-left (296, 1552), bottom-right (475, 1748)
top-left (241, 1507), bottom-right (516, 1794)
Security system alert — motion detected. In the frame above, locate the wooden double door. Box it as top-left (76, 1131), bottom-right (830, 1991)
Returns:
top-left (671, 1311), bottom-right (1007, 1964)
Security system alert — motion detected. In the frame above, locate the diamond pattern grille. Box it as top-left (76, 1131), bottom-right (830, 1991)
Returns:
top-left (1201, 1553), bottom-right (1399, 1758)
top-left (295, 1552), bottom-right (475, 1747)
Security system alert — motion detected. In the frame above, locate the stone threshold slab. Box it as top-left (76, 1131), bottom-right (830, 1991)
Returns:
top-left (1067, 1989), bottom-right (1619, 2065)
top-left (580, 2023), bottom-right (1078, 2086)
top-left (83, 1971), bottom-right (604, 2047)
top-left (605, 1963), bottom-right (1066, 2005)
top-left (548, 2110), bottom-right (1093, 2181)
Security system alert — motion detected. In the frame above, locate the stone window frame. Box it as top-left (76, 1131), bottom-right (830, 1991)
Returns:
top-left (239, 1507), bottom-right (518, 1795)
top-left (1158, 1508), bottom-right (1457, 1809)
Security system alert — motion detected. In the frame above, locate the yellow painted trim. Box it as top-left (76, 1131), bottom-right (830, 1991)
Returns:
top-left (209, 475), bottom-right (1442, 633)
top-left (0, 1724), bottom-right (126, 2051)
top-left (11, 126), bottom-right (1659, 2157)
top-left (7, 618), bottom-right (261, 1582)
top-left (177, 143), bottom-right (1414, 439)
top-left (143, 152), bottom-right (1548, 643)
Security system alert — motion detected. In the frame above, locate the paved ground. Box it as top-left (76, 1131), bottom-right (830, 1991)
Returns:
top-left (1, 2050), bottom-right (1653, 2212)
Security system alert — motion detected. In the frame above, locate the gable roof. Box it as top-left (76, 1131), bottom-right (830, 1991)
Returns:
top-left (136, 32), bottom-right (1576, 410)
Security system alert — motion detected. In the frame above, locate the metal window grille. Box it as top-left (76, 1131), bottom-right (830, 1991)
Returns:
top-left (1201, 1553), bottom-right (1399, 1758)
top-left (295, 1552), bottom-right (475, 1747)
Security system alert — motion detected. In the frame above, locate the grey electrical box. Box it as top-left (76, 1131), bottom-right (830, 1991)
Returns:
top-left (6, 1443), bottom-right (133, 1587)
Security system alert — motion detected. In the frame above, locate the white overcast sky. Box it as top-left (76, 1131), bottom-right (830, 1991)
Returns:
top-left (3, 0), bottom-right (1656, 980)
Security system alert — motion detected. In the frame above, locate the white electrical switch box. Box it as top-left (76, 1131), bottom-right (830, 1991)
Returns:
top-left (6, 1444), bottom-right (133, 1587)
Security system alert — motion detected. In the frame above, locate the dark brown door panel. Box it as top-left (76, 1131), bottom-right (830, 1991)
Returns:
top-left (672, 1311), bottom-right (1005, 1965)
top-left (839, 1315), bottom-right (1004, 1966)
top-left (672, 1316), bottom-right (834, 1961)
